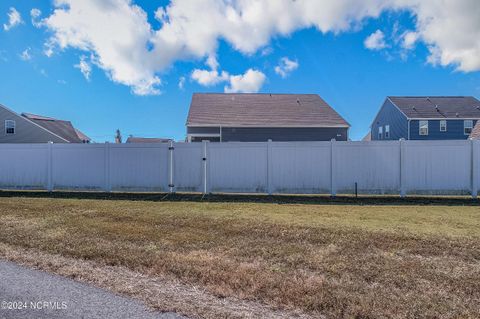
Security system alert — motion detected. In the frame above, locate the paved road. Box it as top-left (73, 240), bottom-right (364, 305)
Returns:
top-left (0, 260), bottom-right (186, 319)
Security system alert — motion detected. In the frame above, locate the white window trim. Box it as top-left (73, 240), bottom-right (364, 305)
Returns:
top-left (419, 120), bottom-right (428, 136)
top-left (187, 133), bottom-right (221, 143)
top-left (5, 120), bottom-right (15, 135)
top-left (464, 120), bottom-right (473, 135)
top-left (440, 120), bottom-right (447, 132)
top-left (384, 125), bottom-right (390, 139)
top-left (378, 126), bottom-right (383, 139)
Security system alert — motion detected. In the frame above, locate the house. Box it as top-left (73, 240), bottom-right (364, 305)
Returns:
top-left (126, 136), bottom-right (172, 143)
top-left (0, 103), bottom-right (90, 143)
top-left (186, 93), bottom-right (350, 142)
top-left (362, 131), bottom-right (371, 141)
top-left (370, 96), bottom-right (480, 140)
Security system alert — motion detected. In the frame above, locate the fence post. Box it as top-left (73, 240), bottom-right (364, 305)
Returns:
top-left (104, 142), bottom-right (111, 192)
top-left (202, 140), bottom-right (209, 194)
top-left (267, 139), bottom-right (273, 195)
top-left (399, 138), bottom-right (406, 197)
top-left (46, 141), bottom-right (53, 192)
top-left (168, 141), bottom-right (175, 193)
top-left (330, 139), bottom-right (336, 197)
top-left (471, 139), bottom-right (478, 199)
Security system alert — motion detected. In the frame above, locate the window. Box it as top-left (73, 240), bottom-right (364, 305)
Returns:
top-left (440, 120), bottom-right (447, 132)
top-left (378, 126), bottom-right (383, 139)
top-left (384, 125), bottom-right (390, 139)
top-left (419, 120), bottom-right (428, 136)
top-left (5, 120), bottom-right (15, 135)
top-left (464, 120), bottom-right (473, 135)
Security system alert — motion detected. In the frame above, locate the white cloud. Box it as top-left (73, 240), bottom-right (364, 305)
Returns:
top-left (20, 48), bottom-right (32, 61)
top-left (40, 0), bottom-right (480, 95)
top-left (364, 30), bottom-right (387, 50)
top-left (3, 7), bottom-right (23, 31)
top-left (261, 47), bottom-right (273, 56)
top-left (406, 0), bottom-right (480, 72)
top-left (191, 55), bottom-right (230, 86)
top-left (274, 57), bottom-right (299, 78)
top-left (43, 41), bottom-right (55, 58)
top-left (74, 55), bottom-right (92, 81)
top-left (191, 69), bottom-right (230, 86)
top-left (44, 0), bottom-right (160, 95)
top-left (30, 8), bottom-right (42, 28)
top-left (400, 31), bottom-right (418, 50)
top-left (178, 76), bottom-right (186, 90)
top-left (206, 55), bottom-right (219, 70)
top-left (191, 55), bottom-right (266, 92)
top-left (225, 69), bottom-right (266, 93)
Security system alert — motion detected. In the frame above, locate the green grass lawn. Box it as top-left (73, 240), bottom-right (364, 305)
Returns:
top-left (0, 196), bottom-right (479, 318)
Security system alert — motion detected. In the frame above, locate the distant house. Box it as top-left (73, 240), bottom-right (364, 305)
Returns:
top-left (126, 136), bottom-right (172, 143)
top-left (370, 96), bottom-right (480, 140)
top-left (362, 132), bottom-right (371, 141)
top-left (0, 103), bottom-right (90, 143)
top-left (186, 93), bottom-right (350, 142)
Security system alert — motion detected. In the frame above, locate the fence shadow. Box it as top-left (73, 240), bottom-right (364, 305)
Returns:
top-left (0, 190), bottom-right (478, 206)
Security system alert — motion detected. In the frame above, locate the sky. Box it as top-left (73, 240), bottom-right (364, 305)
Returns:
top-left (0, 0), bottom-right (479, 142)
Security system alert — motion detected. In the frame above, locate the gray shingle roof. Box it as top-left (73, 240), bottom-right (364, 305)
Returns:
top-left (126, 137), bottom-right (172, 143)
top-left (388, 96), bottom-right (480, 119)
top-left (469, 121), bottom-right (480, 140)
top-left (187, 93), bottom-right (349, 127)
top-left (22, 113), bottom-right (89, 143)
top-left (362, 131), bottom-right (371, 141)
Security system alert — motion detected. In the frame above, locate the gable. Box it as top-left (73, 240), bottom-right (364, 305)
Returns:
top-left (0, 104), bottom-right (68, 143)
top-left (371, 98), bottom-right (408, 128)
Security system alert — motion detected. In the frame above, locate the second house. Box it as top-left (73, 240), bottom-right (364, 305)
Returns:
top-left (370, 96), bottom-right (480, 140)
top-left (186, 93), bottom-right (350, 142)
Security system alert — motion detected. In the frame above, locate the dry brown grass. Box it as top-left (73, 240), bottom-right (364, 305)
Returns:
top-left (0, 196), bottom-right (479, 318)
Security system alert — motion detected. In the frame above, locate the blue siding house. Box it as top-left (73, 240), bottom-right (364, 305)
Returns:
top-left (370, 96), bottom-right (480, 140)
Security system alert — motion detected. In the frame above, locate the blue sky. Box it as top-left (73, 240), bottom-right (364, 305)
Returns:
top-left (1, 0), bottom-right (479, 142)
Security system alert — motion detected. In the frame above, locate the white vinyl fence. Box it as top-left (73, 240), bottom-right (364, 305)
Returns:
top-left (0, 140), bottom-right (478, 197)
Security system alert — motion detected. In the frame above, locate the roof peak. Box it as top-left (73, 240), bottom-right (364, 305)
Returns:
top-left (22, 112), bottom-right (61, 121)
top-left (388, 96), bottom-right (472, 98)
top-left (193, 92), bottom-right (318, 96)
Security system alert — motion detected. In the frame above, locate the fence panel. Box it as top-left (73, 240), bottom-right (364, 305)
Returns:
top-left (173, 142), bottom-right (203, 192)
top-left (0, 141), bottom-right (478, 197)
top-left (404, 140), bottom-right (471, 194)
top-left (0, 144), bottom-right (48, 189)
top-left (335, 141), bottom-right (401, 194)
top-left (52, 144), bottom-right (106, 190)
top-left (109, 144), bottom-right (169, 191)
top-left (475, 140), bottom-right (480, 194)
top-left (208, 142), bottom-right (268, 193)
top-left (270, 142), bottom-right (331, 194)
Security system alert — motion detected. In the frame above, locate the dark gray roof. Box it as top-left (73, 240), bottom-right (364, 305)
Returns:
top-left (362, 131), bottom-right (371, 141)
top-left (22, 113), bottom-right (89, 143)
top-left (74, 128), bottom-right (91, 143)
top-left (187, 93), bottom-right (349, 127)
top-left (469, 121), bottom-right (480, 140)
top-left (388, 96), bottom-right (480, 119)
top-left (126, 136), bottom-right (172, 143)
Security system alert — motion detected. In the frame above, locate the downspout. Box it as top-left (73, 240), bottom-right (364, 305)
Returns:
top-left (407, 119), bottom-right (411, 140)
top-left (220, 125), bottom-right (222, 143)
